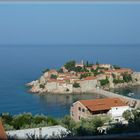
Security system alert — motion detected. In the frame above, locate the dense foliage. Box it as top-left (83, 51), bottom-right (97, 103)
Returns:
top-left (0, 113), bottom-right (58, 131)
top-left (100, 78), bottom-right (109, 86)
top-left (64, 61), bottom-right (76, 72)
top-left (39, 84), bottom-right (45, 89)
top-left (2, 110), bottom-right (140, 136)
top-left (113, 79), bottom-right (124, 84)
top-left (113, 65), bottom-right (121, 69)
top-left (107, 109), bottom-right (140, 134)
top-left (122, 73), bottom-right (132, 83)
top-left (73, 83), bottom-right (80, 88)
top-left (42, 68), bottom-right (49, 73)
top-left (50, 74), bottom-right (57, 79)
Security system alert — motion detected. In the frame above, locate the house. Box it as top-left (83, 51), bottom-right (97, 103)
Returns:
top-left (75, 60), bottom-right (84, 68)
top-left (0, 121), bottom-right (7, 140)
top-left (6, 125), bottom-right (69, 139)
top-left (78, 76), bottom-right (98, 92)
top-left (70, 98), bottom-right (130, 121)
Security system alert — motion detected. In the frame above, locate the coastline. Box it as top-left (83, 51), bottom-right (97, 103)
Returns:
top-left (27, 81), bottom-right (140, 95)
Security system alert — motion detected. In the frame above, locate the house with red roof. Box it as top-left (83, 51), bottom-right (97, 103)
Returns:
top-left (70, 98), bottom-right (130, 121)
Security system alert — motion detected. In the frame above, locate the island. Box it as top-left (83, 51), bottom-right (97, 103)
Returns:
top-left (27, 60), bottom-right (140, 94)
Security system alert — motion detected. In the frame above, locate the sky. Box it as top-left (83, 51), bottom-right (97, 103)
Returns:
top-left (0, 2), bottom-right (140, 45)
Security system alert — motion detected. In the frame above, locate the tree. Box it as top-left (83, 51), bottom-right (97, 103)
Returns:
top-left (74, 66), bottom-right (82, 72)
top-left (50, 74), bottom-right (57, 79)
top-left (123, 110), bottom-right (132, 121)
top-left (113, 65), bottom-right (121, 69)
top-left (64, 61), bottom-right (76, 72)
top-left (96, 61), bottom-right (99, 65)
top-left (58, 68), bottom-right (63, 73)
top-left (13, 113), bottom-right (33, 129)
top-left (0, 113), bottom-right (13, 125)
top-left (39, 84), bottom-right (45, 89)
top-left (122, 73), bottom-right (132, 83)
top-left (100, 78), bottom-right (109, 86)
top-left (42, 68), bottom-right (49, 73)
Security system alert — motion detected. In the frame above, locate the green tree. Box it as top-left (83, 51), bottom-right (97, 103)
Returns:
top-left (42, 68), bottom-right (49, 73)
top-left (96, 61), bottom-right (99, 65)
top-left (113, 65), bottom-right (121, 69)
top-left (64, 60), bottom-right (76, 72)
top-left (122, 73), bottom-right (132, 83)
top-left (122, 110), bottom-right (132, 121)
top-left (74, 66), bottom-right (83, 72)
top-left (58, 68), bottom-right (64, 73)
top-left (0, 113), bottom-right (13, 126)
top-left (100, 78), bottom-right (109, 86)
top-left (50, 74), bottom-right (57, 79)
top-left (39, 84), bottom-right (45, 89)
top-left (12, 113), bottom-right (33, 129)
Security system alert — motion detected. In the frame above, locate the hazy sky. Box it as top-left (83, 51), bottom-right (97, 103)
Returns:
top-left (0, 2), bottom-right (140, 45)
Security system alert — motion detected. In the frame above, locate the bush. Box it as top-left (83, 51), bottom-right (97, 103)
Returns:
top-left (113, 79), bottom-right (124, 84)
top-left (122, 73), bottom-right (132, 83)
top-left (123, 110), bottom-right (132, 121)
top-left (100, 78), bottom-right (109, 86)
top-left (64, 61), bottom-right (76, 72)
top-left (50, 74), bottom-right (57, 79)
top-left (42, 68), bottom-right (49, 73)
top-left (39, 84), bottom-right (45, 89)
top-left (113, 65), bottom-right (121, 69)
top-left (74, 66), bottom-right (83, 72)
top-left (58, 68), bottom-right (64, 73)
top-left (73, 83), bottom-right (80, 88)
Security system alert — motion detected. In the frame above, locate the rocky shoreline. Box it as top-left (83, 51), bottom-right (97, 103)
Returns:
top-left (26, 61), bottom-right (140, 96)
top-left (27, 81), bottom-right (140, 95)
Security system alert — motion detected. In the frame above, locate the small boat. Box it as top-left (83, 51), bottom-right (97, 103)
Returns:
top-left (128, 92), bottom-right (134, 96)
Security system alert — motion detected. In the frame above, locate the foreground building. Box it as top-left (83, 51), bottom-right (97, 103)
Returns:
top-left (70, 98), bottom-right (130, 121)
top-left (6, 125), bottom-right (69, 139)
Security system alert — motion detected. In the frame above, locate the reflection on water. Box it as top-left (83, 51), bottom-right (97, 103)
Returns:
top-left (38, 93), bottom-right (104, 118)
top-left (112, 85), bottom-right (140, 99)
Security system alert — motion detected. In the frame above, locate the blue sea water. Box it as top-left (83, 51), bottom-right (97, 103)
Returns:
top-left (0, 44), bottom-right (140, 118)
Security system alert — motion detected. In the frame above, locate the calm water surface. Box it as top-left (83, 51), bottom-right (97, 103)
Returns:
top-left (0, 45), bottom-right (140, 117)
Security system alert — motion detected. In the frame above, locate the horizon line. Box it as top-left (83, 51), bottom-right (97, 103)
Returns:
top-left (0, 0), bottom-right (140, 4)
top-left (0, 44), bottom-right (140, 46)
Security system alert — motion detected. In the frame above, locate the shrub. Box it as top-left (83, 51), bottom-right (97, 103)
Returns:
top-left (122, 73), bottom-right (132, 83)
top-left (113, 65), bottom-right (121, 69)
top-left (113, 79), bottom-right (124, 84)
top-left (100, 78), bottom-right (109, 86)
top-left (50, 74), bottom-right (57, 79)
top-left (73, 83), bottom-right (80, 88)
top-left (64, 60), bottom-right (76, 72)
top-left (39, 84), bottom-right (45, 89)
top-left (42, 68), bottom-right (49, 73)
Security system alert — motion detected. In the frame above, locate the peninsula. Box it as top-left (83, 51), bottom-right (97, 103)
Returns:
top-left (27, 60), bottom-right (140, 94)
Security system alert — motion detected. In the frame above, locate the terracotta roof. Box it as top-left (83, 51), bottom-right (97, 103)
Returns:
top-left (0, 121), bottom-right (7, 140)
top-left (79, 98), bottom-right (127, 112)
top-left (105, 68), bottom-right (132, 73)
top-left (83, 76), bottom-right (96, 81)
top-left (49, 69), bottom-right (58, 73)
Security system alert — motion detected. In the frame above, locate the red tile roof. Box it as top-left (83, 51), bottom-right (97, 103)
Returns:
top-left (83, 76), bottom-right (96, 81)
top-left (0, 121), bottom-right (7, 140)
top-left (79, 98), bottom-right (127, 112)
top-left (105, 68), bottom-right (132, 73)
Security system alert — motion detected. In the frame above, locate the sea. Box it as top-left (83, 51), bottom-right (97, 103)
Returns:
top-left (0, 44), bottom-right (140, 118)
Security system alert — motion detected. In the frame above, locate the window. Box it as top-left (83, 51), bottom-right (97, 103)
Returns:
top-left (82, 108), bottom-right (85, 112)
top-left (79, 116), bottom-right (81, 120)
top-left (78, 107), bottom-right (81, 111)
top-left (71, 111), bottom-right (74, 116)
